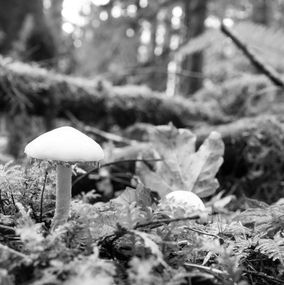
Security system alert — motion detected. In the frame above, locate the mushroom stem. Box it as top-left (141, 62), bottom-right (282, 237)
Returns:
top-left (52, 164), bottom-right (72, 230)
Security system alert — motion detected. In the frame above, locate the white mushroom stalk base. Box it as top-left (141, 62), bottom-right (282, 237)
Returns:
top-left (51, 164), bottom-right (72, 230)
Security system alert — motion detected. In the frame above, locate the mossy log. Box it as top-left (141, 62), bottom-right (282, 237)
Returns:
top-left (0, 58), bottom-right (227, 130)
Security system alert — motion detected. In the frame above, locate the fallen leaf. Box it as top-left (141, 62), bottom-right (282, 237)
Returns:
top-left (137, 125), bottom-right (224, 198)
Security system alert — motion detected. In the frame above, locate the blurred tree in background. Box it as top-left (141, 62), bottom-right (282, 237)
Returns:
top-left (0, 0), bottom-right (284, 96)
top-left (0, 0), bottom-right (57, 66)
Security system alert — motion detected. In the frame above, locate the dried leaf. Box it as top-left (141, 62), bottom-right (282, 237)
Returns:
top-left (137, 125), bottom-right (224, 198)
top-left (151, 125), bottom-right (196, 189)
top-left (183, 131), bottom-right (224, 197)
top-left (112, 182), bottom-right (154, 208)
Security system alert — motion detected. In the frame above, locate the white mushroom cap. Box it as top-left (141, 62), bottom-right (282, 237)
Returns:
top-left (25, 126), bottom-right (104, 162)
top-left (165, 190), bottom-right (205, 212)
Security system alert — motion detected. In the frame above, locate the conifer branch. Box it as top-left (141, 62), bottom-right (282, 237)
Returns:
top-left (220, 21), bottom-right (284, 88)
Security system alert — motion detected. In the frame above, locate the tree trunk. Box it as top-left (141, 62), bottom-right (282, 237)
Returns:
top-left (48, 0), bottom-right (63, 41)
top-left (22, 0), bottom-right (57, 66)
top-left (251, 0), bottom-right (272, 26)
top-left (0, 0), bottom-right (57, 66)
top-left (0, 0), bottom-right (28, 53)
top-left (179, 0), bottom-right (208, 96)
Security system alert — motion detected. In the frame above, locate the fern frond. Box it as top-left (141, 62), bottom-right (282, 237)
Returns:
top-left (0, 162), bottom-right (24, 188)
top-left (256, 236), bottom-right (284, 264)
top-left (234, 203), bottom-right (284, 236)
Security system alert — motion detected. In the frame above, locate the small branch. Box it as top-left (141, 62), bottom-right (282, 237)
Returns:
top-left (183, 226), bottom-right (221, 239)
top-left (66, 111), bottom-right (136, 145)
top-left (40, 170), bottom-right (48, 222)
top-left (0, 243), bottom-right (30, 262)
top-left (10, 193), bottom-right (16, 210)
top-left (184, 262), bottom-right (228, 275)
top-left (5, 179), bottom-right (17, 210)
top-left (220, 21), bottom-right (284, 88)
top-left (134, 215), bottom-right (201, 230)
top-left (115, 65), bottom-right (206, 79)
top-left (0, 224), bottom-right (16, 235)
top-left (84, 125), bottom-right (136, 145)
top-left (72, 158), bottom-right (162, 187)
top-left (243, 270), bottom-right (284, 284)
top-left (0, 190), bottom-right (6, 214)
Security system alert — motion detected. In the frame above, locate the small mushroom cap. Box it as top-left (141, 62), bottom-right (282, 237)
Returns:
top-left (25, 126), bottom-right (104, 162)
top-left (165, 190), bottom-right (205, 211)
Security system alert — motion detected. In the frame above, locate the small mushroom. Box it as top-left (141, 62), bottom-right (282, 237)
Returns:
top-left (164, 190), bottom-right (206, 214)
top-left (24, 126), bottom-right (104, 230)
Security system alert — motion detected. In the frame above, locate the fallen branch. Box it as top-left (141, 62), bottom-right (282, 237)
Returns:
top-left (183, 226), bottom-right (221, 239)
top-left (184, 262), bottom-right (227, 276)
top-left (220, 22), bottom-right (284, 88)
top-left (134, 214), bottom-right (201, 229)
top-left (66, 111), bottom-right (136, 145)
top-left (0, 57), bottom-right (227, 129)
top-left (243, 270), bottom-right (284, 284)
top-left (72, 158), bottom-right (162, 187)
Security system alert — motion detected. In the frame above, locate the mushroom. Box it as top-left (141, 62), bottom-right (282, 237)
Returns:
top-left (163, 190), bottom-right (206, 216)
top-left (24, 126), bottom-right (104, 230)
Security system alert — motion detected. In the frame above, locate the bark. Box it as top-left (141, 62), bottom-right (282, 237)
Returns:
top-left (0, 0), bottom-right (28, 53)
top-left (252, 0), bottom-right (272, 26)
top-left (48, 0), bottom-right (64, 42)
top-left (0, 0), bottom-right (57, 64)
top-left (179, 0), bottom-right (208, 96)
top-left (0, 58), bottom-right (227, 130)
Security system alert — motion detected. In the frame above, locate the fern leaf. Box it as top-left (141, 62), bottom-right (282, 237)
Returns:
top-left (234, 203), bottom-right (284, 235)
top-left (256, 236), bottom-right (284, 264)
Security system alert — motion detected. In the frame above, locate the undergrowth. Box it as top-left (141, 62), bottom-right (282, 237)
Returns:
top-left (0, 125), bottom-right (284, 285)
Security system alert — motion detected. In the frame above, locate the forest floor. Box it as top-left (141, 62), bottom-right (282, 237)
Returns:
top-left (1, 122), bottom-right (284, 285)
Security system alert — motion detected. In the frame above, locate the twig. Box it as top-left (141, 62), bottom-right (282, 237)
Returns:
top-left (0, 224), bottom-right (16, 235)
top-left (119, 66), bottom-right (206, 79)
top-left (28, 202), bottom-right (38, 221)
top-left (134, 215), bottom-right (201, 230)
top-left (220, 21), bottom-right (284, 88)
top-left (10, 193), bottom-right (16, 210)
top-left (184, 262), bottom-right (228, 275)
top-left (5, 178), bottom-right (17, 211)
top-left (0, 243), bottom-right (30, 261)
top-left (243, 270), bottom-right (284, 284)
top-left (183, 226), bottom-right (221, 239)
top-left (66, 111), bottom-right (136, 145)
top-left (85, 125), bottom-right (136, 145)
top-left (0, 189), bottom-right (6, 214)
top-left (72, 158), bottom-right (162, 187)
top-left (40, 170), bottom-right (48, 222)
